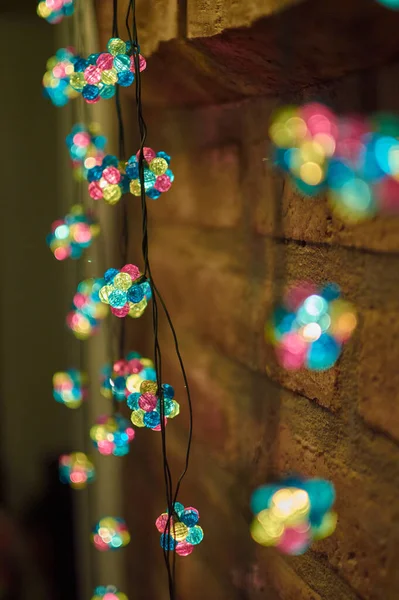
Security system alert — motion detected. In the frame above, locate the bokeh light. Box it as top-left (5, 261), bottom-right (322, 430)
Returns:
top-left (66, 278), bottom-right (109, 339)
top-left (69, 38), bottom-right (146, 103)
top-left (47, 205), bottom-right (100, 260)
top-left (42, 47), bottom-right (80, 107)
top-left (87, 155), bottom-right (130, 204)
top-left (90, 414), bottom-right (135, 456)
top-left (66, 123), bottom-right (107, 181)
top-left (101, 351), bottom-right (156, 402)
top-left (59, 452), bottom-right (95, 489)
top-left (92, 586), bottom-right (128, 600)
top-left (127, 148), bottom-right (175, 200)
top-left (37, 0), bottom-right (74, 23)
top-left (53, 369), bottom-right (87, 409)
top-left (250, 476), bottom-right (337, 555)
top-left (128, 380), bottom-right (180, 431)
top-left (99, 264), bottom-right (151, 318)
top-left (156, 502), bottom-right (204, 556)
top-left (377, 0), bottom-right (399, 8)
top-left (92, 517), bottom-right (130, 551)
top-left (267, 281), bottom-right (357, 371)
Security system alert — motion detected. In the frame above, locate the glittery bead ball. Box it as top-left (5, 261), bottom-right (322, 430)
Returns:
top-left (90, 414), bottom-right (135, 456)
top-left (92, 517), bottom-right (130, 551)
top-left (59, 452), bottom-right (95, 489)
top-left (53, 369), bottom-right (87, 409)
top-left (37, 0), bottom-right (75, 24)
top-left (250, 476), bottom-right (337, 555)
top-left (66, 123), bottom-right (107, 181)
top-left (87, 155), bottom-right (129, 204)
top-left (126, 148), bottom-right (174, 200)
top-left (66, 278), bottom-right (109, 340)
top-left (47, 205), bottom-right (100, 261)
top-left (128, 380), bottom-right (180, 431)
top-left (156, 503), bottom-right (203, 556)
top-left (69, 38), bottom-right (146, 104)
top-left (43, 47), bottom-right (80, 106)
top-left (99, 264), bottom-right (151, 319)
top-left (266, 281), bottom-right (357, 371)
top-left (91, 586), bottom-right (128, 600)
top-left (101, 351), bottom-right (156, 402)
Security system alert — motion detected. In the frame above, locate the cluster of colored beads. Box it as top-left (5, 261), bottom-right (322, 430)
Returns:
top-left (156, 503), bottom-right (204, 556)
top-left (37, 0), bottom-right (74, 23)
top-left (42, 47), bottom-right (80, 107)
top-left (270, 104), bottom-right (399, 221)
top-left (126, 148), bottom-right (174, 199)
top-left (99, 264), bottom-right (151, 318)
top-left (59, 452), bottom-right (95, 489)
top-left (53, 369), bottom-right (87, 409)
top-left (90, 414), bottom-right (135, 456)
top-left (92, 586), bottom-right (127, 600)
top-left (66, 278), bottom-right (109, 339)
top-left (250, 477), bottom-right (337, 555)
top-left (47, 205), bottom-right (100, 260)
top-left (66, 123), bottom-right (107, 181)
top-left (267, 281), bottom-right (357, 371)
top-left (87, 155), bottom-right (129, 204)
top-left (69, 38), bottom-right (146, 104)
top-left (101, 351), bottom-right (156, 402)
top-left (128, 381), bottom-right (179, 431)
top-left (92, 517), bottom-right (130, 551)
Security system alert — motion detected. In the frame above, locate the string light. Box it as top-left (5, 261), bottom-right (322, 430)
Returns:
top-left (101, 352), bottom-right (156, 402)
top-left (267, 281), bottom-right (357, 371)
top-left (53, 369), bottom-right (87, 409)
top-left (90, 414), bottom-right (135, 456)
top-left (47, 205), bottom-right (100, 260)
top-left (42, 47), bottom-right (80, 107)
top-left (156, 503), bottom-right (204, 556)
top-left (92, 517), bottom-right (130, 551)
top-left (37, 0), bottom-right (75, 23)
top-left (250, 477), bottom-right (337, 555)
top-left (91, 586), bottom-right (128, 600)
top-left (59, 452), bottom-right (95, 489)
top-left (99, 264), bottom-right (151, 318)
top-left (128, 381), bottom-right (180, 431)
top-left (127, 148), bottom-right (175, 199)
top-left (87, 155), bottom-right (129, 204)
top-left (66, 278), bottom-right (109, 339)
top-left (66, 123), bottom-right (107, 181)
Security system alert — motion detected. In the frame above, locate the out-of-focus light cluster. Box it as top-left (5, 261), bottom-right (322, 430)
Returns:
top-left (250, 477), bottom-right (337, 555)
top-left (53, 369), bottom-right (87, 409)
top-left (128, 381), bottom-right (180, 431)
top-left (43, 47), bottom-right (80, 107)
top-left (92, 517), bottom-right (130, 551)
top-left (267, 281), bottom-right (357, 371)
top-left (99, 264), bottom-right (151, 318)
top-left (156, 502), bottom-right (204, 556)
top-left (92, 586), bottom-right (128, 600)
top-left (87, 155), bottom-right (129, 204)
top-left (101, 352), bottom-right (156, 402)
top-left (127, 148), bottom-right (174, 199)
top-left (66, 123), bottom-right (107, 181)
top-left (59, 452), bottom-right (95, 489)
top-left (270, 104), bottom-right (399, 222)
top-left (377, 0), bottom-right (399, 8)
top-left (66, 278), bottom-right (109, 339)
top-left (47, 205), bottom-right (100, 260)
top-left (69, 38), bottom-right (146, 103)
top-left (90, 414), bottom-right (135, 456)
top-left (37, 0), bottom-right (74, 23)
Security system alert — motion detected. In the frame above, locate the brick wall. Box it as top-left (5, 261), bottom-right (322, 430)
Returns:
top-left (96, 1), bottom-right (399, 598)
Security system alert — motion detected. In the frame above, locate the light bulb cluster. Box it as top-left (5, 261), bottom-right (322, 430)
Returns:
top-left (87, 155), bottom-right (130, 204)
top-left (250, 477), bottom-right (337, 555)
top-left (99, 264), bottom-right (151, 318)
top-left (37, 0), bottom-right (74, 23)
top-left (128, 380), bottom-right (180, 431)
top-left (47, 205), bottom-right (100, 260)
top-left (66, 123), bottom-right (107, 181)
top-left (101, 352), bottom-right (156, 402)
top-left (92, 586), bottom-right (128, 600)
top-left (90, 414), bottom-right (135, 456)
top-left (127, 148), bottom-right (174, 199)
top-left (156, 503), bottom-right (204, 556)
top-left (66, 278), bottom-right (109, 339)
top-left (267, 281), bottom-right (357, 371)
top-left (59, 452), bottom-right (95, 489)
top-left (53, 369), bottom-right (87, 409)
top-left (42, 47), bottom-right (80, 107)
top-left (92, 517), bottom-right (131, 551)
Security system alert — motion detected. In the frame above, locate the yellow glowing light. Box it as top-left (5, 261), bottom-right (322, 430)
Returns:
top-left (131, 409), bottom-right (145, 427)
top-left (313, 133), bottom-right (336, 157)
top-left (301, 322), bottom-right (322, 342)
top-left (126, 374), bottom-right (142, 393)
top-left (172, 522), bottom-right (188, 541)
top-left (270, 488), bottom-right (310, 525)
top-left (300, 140), bottom-right (325, 164)
top-left (299, 161), bottom-right (323, 186)
top-left (312, 511), bottom-right (338, 541)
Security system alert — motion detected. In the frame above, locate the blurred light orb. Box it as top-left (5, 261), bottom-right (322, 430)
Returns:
top-left (99, 264), bottom-right (151, 319)
top-left (87, 155), bottom-right (129, 204)
top-left (270, 104), bottom-right (399, 221)
top-left (66, 123), bottom-right (107, 181)
top-left (37, 0), bottom-right (74, 23)
top-left (101, 351), bottom-right (156, 402)
top-left (90, 414), bottom-right (135, 456)
top-left (47, 205), bottom-right (100, 260)
top-left (126, 148), bottom-right (174, 200)
top-left (267, 281), bottom-right (357, 371)
top-left (128, 381), bottom-right (180, 431)
top-left (92, 586), bottom-right (128, 600)
top-left (250, 476), bottom-right (337, 555)
top-left (66, 278), bottom-right (109, 339)
top-left (156, 502), bottom-right (203, 556)
top-left (69, 38), bottom-right (146, 104)
top-left (42, 47), bottom-right (80, 106)
top-left (53, 369), bottom-right (87, 409)
top-left (92, 517), bottom-right (130, 551)
top-left (377, 0), bottom-right (399, 8)
top-left (59, 452), bottom-right (95, 489)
